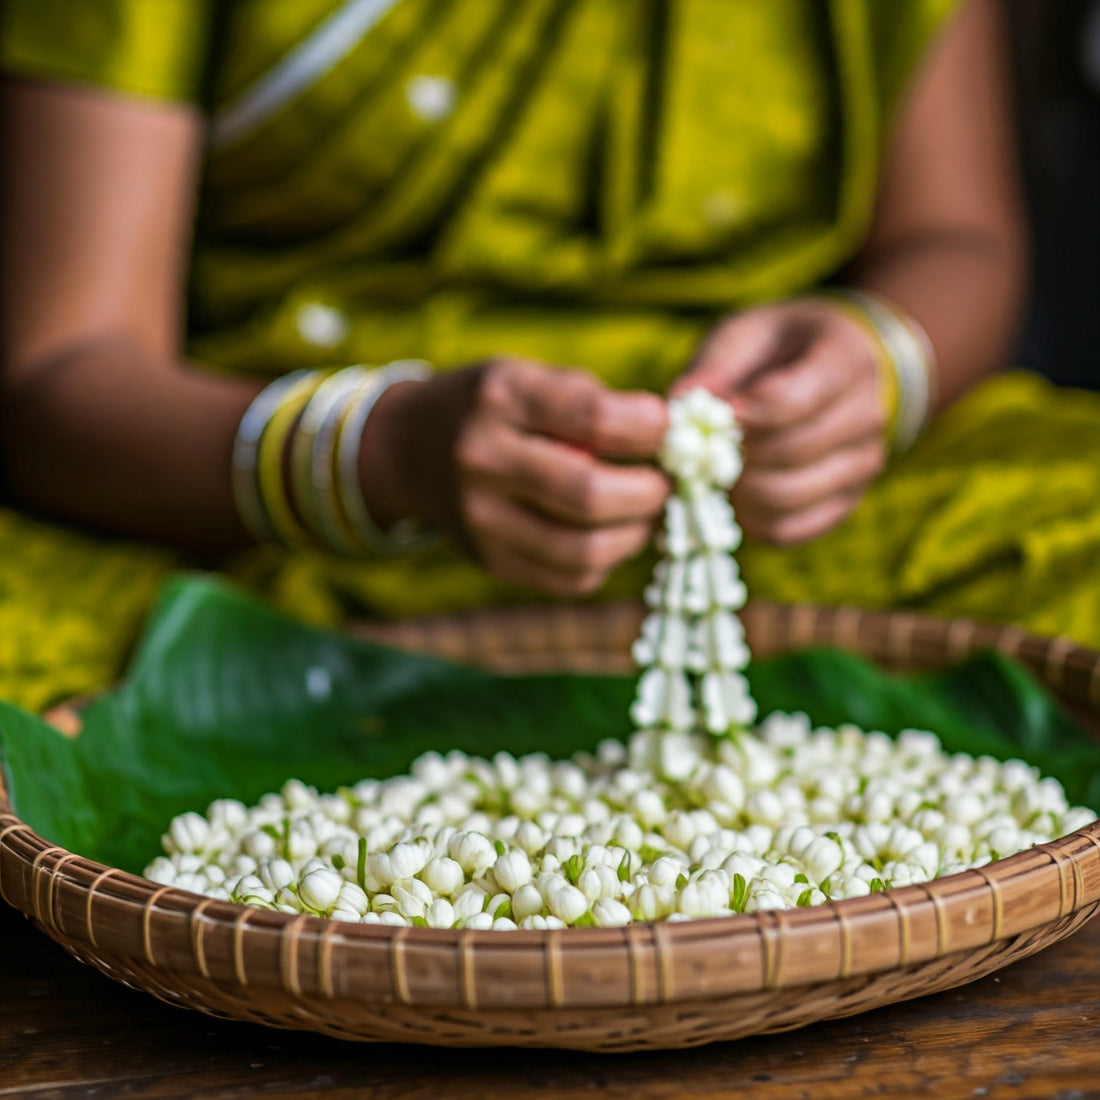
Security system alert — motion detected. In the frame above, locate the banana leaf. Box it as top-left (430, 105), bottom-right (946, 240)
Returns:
top-left (1, 575), bottom-right (1097, 876)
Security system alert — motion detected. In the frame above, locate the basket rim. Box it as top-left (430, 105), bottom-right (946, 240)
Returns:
top-left (2, 601), bottom-right (1100, 1015)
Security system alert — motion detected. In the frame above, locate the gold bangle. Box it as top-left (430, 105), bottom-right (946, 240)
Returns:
top-left (820, 295), bottom-right (900, 439)
top-left (290, 366), bottom-right (368, 555)
top-left (256, 370), bottom-right (331, 547)
top-left (333, 360), bottom-right (435, 555)
top-left (232, 369), bottom-right (314, 544)
top-left (826, 290), bottom-right (937, 454)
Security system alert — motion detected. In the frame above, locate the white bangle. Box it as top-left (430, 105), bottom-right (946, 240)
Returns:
top-left (334, 360), bottom-right (435, 554)
top-left (231, 369), bottom-right (314, 543)
top-left (835, 290), bottom-right (937, 453)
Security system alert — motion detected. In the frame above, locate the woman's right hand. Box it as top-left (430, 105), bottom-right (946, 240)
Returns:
top-left (363, 359), bottom-right (670, 596)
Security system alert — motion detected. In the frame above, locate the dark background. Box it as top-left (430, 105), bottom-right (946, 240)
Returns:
top-left (1008, 0), bottom-right (1100, 390)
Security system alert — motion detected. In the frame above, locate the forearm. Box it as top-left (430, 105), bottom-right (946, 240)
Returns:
top-left (1, 340), bottom-right (262, 550)
top-left (847, 0), bottom-right (1028, 413)
top-left (849, 226), bottom-right (1028, 410)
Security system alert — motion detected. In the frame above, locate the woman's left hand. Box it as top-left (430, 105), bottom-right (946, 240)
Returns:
top-left (672, 298), bottom-right (891, 545)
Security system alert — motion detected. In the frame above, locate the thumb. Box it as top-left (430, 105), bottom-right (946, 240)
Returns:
top-left (671, 308), bottom-right (787, 400)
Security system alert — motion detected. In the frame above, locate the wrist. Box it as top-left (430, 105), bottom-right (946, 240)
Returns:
top-left (819, 289), bottom-right (937, 454)
top-left (231, 362), bottom-right (435, 557)
top-left (356, 378), bottom-right (424, 530)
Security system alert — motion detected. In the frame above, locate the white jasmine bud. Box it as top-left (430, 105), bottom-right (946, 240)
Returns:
top-left (391, 883), bottom-right (426, 920)
top-left (144, 857), bottom-right (177, 886)
top-left (592, 898), bottom-right (632, 927)
top-left (241, 828), bottom-right (277, 861)
top-left (427, 898), bottom-right (455, 928)
top-left (630, 788), bottom-right (667, 828)
top-left (336, 881), bottom-right (369, 916)
top-left (452, 885), bottom-right (489, 921)
top-left (744, 885), bottom-right (787, 913)
top-left (634, 883), bottom-right (674, 921)
top-left (1060, 807), bottom-right (1098, 834)
top-left (511, 882), bottom-right (545, 921)
top-left (420, 857), bottom-right (464, 896)
top-left (448, 831), bottom-right (496, 875)
top-left (745, 788), bottom-right (785, 827)
top-left (207, 799), bottom-right (249, 832)
top-left (298, 867), bottom-right (342, 913)
top-left (547, 883), bottom-right (588, 923)
top-left (329, 906), bottom-right (363, 922)
top-left (165, 812), bottom-right (211, 855)
top-left (257, 858), bottom-right (295, 893)
top-left (281, 779), bottom-right (317, 810)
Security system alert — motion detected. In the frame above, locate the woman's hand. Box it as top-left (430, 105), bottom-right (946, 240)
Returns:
top-left (364, 359), bottom-right (670, 595)
top-left (673, 299), bottom-right (889, 546)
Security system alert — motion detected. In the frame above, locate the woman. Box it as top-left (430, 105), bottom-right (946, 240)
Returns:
top-left (1, 0), bottom-right (1096, 713)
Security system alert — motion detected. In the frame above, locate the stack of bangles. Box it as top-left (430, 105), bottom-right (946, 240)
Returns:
top-left (826, 289), bottom-right (938, 454)
top-left (231, 360), bottom-right (434, 554)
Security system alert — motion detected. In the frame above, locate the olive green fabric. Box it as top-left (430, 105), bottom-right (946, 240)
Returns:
top-left (7, 2), bottom-right (1099, 715)
top-left (0, 0), bottom-right (211, 101)
top-left (189, 0), bottom-right (953, 384)
top-left (2, 0), bottom-right (957, 384)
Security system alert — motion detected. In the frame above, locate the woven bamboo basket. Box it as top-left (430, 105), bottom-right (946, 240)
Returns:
top-left (2, 601), bottom-right (1099, 1052)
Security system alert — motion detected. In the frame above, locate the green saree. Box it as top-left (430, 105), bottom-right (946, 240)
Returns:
top-left (3, 0), bottom-right (1099, 714)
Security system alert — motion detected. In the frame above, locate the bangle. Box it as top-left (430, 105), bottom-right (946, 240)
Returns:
top-left (827, 289), bottom-right (937, 454)
top-left (821, 296), bottom-right (899, 432)
top-left (290, 366), bottom-right (369, 555)
top-left (334, 360), bottom-right (435, 555)
top-left (232, 369), bottom-right (315, 544)
top-left (256, 369), bottom-right (331, 547)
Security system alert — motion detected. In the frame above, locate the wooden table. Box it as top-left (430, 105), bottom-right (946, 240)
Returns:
top-left (2, 901), bottom-right (1098, 1099)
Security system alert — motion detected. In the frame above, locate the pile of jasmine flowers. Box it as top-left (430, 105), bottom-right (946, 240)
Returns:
top-left (145, 391), bottom-right (1095, 928)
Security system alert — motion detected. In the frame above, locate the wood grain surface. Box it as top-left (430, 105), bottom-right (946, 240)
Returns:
top-left (3, 900), bottom-right (1098, 1100)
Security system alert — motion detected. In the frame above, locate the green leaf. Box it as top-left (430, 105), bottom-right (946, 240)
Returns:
top-left (797, 888), bottom-right (814, 907)
top-left (793, 872), bottom-right (809, 884)
top-left (0, 575), bottom-right (1097, 877)
top-left (493, 899), bottom-right (513, 921)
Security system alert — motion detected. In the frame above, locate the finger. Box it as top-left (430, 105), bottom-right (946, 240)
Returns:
top-left (459, 422), bottom-right (669, 526)
top-left (484, 361), bottom-right (668, 458)
top-left (464, 488), bottom-right (654, 577)
top-left (736, 490), bottom-right (864, 547)
top-left (734, 437), bottom-right (885, 518)
top-left (736, 336), bottom-right (867, 431)
top-left (672, 308), bottom-right (791, 398)
top-left (744, 390), bottom-right (888, 468)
